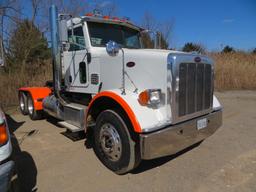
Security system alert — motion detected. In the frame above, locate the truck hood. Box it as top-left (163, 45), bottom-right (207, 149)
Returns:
top-left (121, 48), bottom-right (172, 92)
top-left (120, 49), bottom-right (210, 93)
top-left (93, 47), bottom-right (208, 94)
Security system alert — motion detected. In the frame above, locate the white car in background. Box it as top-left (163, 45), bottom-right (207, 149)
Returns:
top-left (0, 108), bottom-right (15, 192)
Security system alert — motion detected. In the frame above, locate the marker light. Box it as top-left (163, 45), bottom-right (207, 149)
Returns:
top-left (85, 13), bottom-right (93, 16)
top-left (112, 17), bottom-right (120, 21)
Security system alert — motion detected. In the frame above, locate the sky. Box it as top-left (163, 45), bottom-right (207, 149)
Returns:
top-left (21, 0), bottom-right (256, 51)
top-left (116, 0), bottom-right (256, 51)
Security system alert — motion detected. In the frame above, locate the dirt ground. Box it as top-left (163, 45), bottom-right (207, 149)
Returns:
top-left (6, 91), bottom-right (256, 192)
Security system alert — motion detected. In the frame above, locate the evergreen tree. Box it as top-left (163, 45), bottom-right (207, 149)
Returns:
top-left (182, 42), bottom-right (206, 54)
top-left (8, 19), bottom-right (50, 71)
top-left (221, 45), bottom-right (235, 53)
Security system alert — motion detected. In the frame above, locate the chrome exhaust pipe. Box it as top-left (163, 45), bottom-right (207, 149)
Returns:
top-left (49, 5), bottom-right (66, 105)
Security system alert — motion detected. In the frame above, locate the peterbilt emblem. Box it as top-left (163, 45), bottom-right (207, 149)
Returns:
top-left (194, 57), bottom-right (201, 63)
top-left (126, 62), bottom-right (135, 68)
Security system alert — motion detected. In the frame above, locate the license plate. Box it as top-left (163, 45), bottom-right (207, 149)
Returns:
top-left (197, 118), bottom-right (207, 130)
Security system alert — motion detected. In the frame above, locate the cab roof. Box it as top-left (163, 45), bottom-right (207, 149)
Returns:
top-left (67, 15), bottom-right (144, 32)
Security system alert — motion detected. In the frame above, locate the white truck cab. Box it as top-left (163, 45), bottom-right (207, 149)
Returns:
top-left (18, 5), bottom-right (222, 174)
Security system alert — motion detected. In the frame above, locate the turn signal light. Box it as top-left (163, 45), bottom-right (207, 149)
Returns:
top-left (138, 90), bottom-right (149, 106)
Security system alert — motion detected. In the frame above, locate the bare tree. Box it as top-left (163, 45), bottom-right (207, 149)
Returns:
top-left (141, 12), bottom-right (174, 49)
top-left (33, 0), bottom-right (118, 40)
top-left (0, 0), bottom-right (22, 68)
top-left (141, 12), bottom-right (158, 31)
top-left (159, 20), bottom-right (174, 48)
top-left (31, 0), bottom-right (43, 24)
top-left (91, 0), bottom-right (118, 16)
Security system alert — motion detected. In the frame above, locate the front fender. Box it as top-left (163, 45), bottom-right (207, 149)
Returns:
top-left (112, 90), bottom-right (170, 133)
top-left (87, 89), bottom-right (169, 133)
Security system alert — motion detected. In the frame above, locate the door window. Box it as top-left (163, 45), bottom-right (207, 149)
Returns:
top-left (68, 26), bottom-right (86, 51)
top-left (79, 62), bottom-right (87, 84)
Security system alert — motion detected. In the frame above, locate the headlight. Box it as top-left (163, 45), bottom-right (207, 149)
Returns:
top-left (138, 89), bottom-right (162, 106)
top-left (0, 110), bottom-right (8, 146)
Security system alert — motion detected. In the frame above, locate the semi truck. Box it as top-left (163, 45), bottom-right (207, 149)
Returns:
top-left (18, 5), bottom-right (222, 174)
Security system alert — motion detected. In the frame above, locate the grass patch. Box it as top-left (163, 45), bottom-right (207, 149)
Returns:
top-left (211, 52), bottom-right (256, 90)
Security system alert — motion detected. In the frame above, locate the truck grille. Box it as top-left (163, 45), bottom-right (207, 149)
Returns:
top-left (178, 63), bottom-right (212, 117)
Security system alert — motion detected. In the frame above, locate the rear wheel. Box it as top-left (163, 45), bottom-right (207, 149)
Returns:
top-left (27, 94), bottom-right (43, 120)
top-left (93, 110), bottom-right (141, 174)
top-left (19, 92), bottom-right (28, 115)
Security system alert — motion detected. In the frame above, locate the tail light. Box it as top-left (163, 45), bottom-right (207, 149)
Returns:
top-left (0, 111), bottom-right (8, 146)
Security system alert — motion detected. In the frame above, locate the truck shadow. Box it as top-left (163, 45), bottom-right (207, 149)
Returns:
top-left (131, 141), bottom-right (202, 174)
top-left (6, 114), bottom-right (38, 192)
top-left (44, 115), bottom-right (87, 141)
top-left (45, 115), bottom-right (63, 128)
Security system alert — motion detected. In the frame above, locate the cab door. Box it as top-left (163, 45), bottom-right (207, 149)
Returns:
top-left (63, 25), bottom-right (89, 91)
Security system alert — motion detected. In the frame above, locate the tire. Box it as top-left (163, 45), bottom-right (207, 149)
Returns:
top-left (8, 169), bottom-right (20, 192)
top-left (19, 92), bottom-right (28, 115)
top-left (27, 94), bottom-right (43, 120)
top-left (93, 110), bottom-right (141, 174)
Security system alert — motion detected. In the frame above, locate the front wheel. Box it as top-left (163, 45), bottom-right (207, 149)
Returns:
top-left (93, 110), bottom-right (141, 174)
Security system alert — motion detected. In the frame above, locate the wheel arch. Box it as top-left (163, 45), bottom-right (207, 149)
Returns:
top-left (86, 91), bottom-right (142, 135)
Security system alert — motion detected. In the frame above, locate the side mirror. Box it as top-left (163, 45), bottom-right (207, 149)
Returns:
top-left (58, 15), bottom-right (69, 43)
top-left (106, 41), bottom-right (120, 56)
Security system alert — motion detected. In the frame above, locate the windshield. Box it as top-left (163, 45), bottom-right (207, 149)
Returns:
top-left (87, 22), bottom-right (142, 49)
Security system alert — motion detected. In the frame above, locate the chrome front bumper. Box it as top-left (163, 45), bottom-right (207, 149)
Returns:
top-left (140, 110), bottom-right (222, 160)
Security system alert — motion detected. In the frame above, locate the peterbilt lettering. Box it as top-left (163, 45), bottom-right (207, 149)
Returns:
top-left (18, 5), bottom-right (222, 174)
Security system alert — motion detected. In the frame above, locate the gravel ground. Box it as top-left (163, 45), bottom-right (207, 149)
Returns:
top-left (6, 91), bottom-right (256, 192)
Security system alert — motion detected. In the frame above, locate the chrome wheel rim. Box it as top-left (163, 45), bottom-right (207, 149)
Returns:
top-left (28, 97), bottom-right (34, 115)
top-left (20, 95), bottom-right (25, 111)
top-left (99, 123), bottom-right (122, 162)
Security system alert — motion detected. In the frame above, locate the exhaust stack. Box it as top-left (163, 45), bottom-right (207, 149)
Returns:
top-left (49, 5), bottom-right (66, 104)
